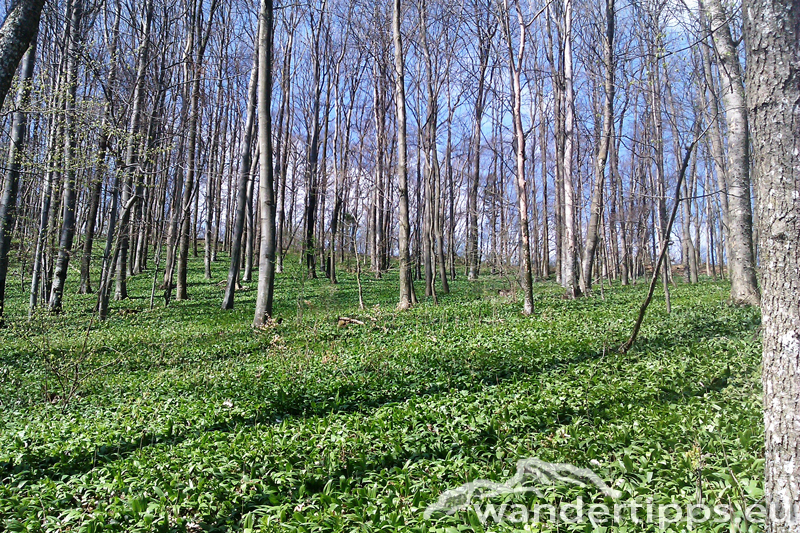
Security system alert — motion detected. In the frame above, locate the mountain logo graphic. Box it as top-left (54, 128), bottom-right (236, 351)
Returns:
top-left (424, 457), bottom-right (622, 519)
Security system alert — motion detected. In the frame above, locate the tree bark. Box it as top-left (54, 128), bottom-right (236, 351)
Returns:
top-left (744, 1), bottom-right (800, 530)
top-left (0, 36), bottom-right (36, 323)
top-left (581, 0), bottom-right (614, 294)
top-left (561, 0), bottom-right (580, 298)
top-left (393, 0), bottom-right (413, 310)
top-left (500, 0), bottom-right (534, 315)
top-left (222, 39), bottom-right (258, 310)
top-left (48, 0), bottom-right (84, 313)
top-left (0, 0), bottom-right (45, 110)
top-left (114, 0), bottom-right (153, 301)
top-left (252, 0), bottom-right (276, 326)
top-left (705, 0), bottom-right (760, 306)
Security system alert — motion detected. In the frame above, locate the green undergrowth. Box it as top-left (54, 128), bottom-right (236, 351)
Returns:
top-left (0, 253), bottom-right (763, 532)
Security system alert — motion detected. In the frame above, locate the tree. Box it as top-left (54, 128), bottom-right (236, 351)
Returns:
top-left (222, 40), bottom-right (259, 311)
top-left (253, 0), bottom-right (277, 327)
top-left (114, 0), bottom-right (154, 301)
top-left (704, 0), bottom-right (760, 306)
top-left (580, 0), bottom-right (614, 294)
top-left (499, 0), bottom-right (534, 315)
top-left (744, 0), bottom-right (800, 530)
top-left (466, 0), bottom-right (494, 281)
top-left (0, 0), bottom-right (45, 110)
top-left (393, 0), bottom-right (414, 310)
top-left (560, 0), bottom-right (580, 299)
top-left (48, 0), bottom-right (85, 313)
top-left (0, 36), bottom-right (36, 324)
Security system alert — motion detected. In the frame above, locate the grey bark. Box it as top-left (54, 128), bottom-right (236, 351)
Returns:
top-left (0, 0), bottom-right (45, 110)
top-left (0, 36), bottom-right (36, 323)
top-left (561, 0), bottom-right (580, 298)
top-left (393, 0), bottom-right (413, 310)
top-left (253, 0), bottom-right (276, 326)
top-left (48, 0), bottom-right (84, 313)
top-left (500, 0), bottom-right (534, 315)
top-left (114, 0), bottom-right (153, 301)
top-left (744, 1), bottom-right (800, 530)
top-left (580, 0), bottom-right (614, 294)
top-left (705, 0), bottom-right (760, 306)
top-left (222, 47), bottom-right (258, 310)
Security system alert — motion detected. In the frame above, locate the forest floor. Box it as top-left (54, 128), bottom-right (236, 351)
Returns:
top-left (0, 253), bottom-right (764, 532)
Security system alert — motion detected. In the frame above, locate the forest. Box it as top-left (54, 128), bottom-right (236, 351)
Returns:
top-left (0, 0), bottom-right (797, 531)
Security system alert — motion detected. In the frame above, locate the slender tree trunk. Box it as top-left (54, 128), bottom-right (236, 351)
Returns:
top-left (79, 2), bottom-right (119, 294)
top-left (698, 24), bottom-right (731, 277)
top-left (500, 0), bottom-right (534, 315)
top-left (0, 36), bottom-right (36, 323)
top-left (561, 0), bottom-right (580, 299)
top-left (114, 0), bottom-right (153, 301)
top-left (49, 0), bottom-right (83, 313)
top-left (222, 40), bottom-right (258, 310)
top-left (467, 16), bottom-right (491, 281)
top-left (581, 0), bottom-right (614, 294)
top-left (253, 0), bottom-right (276, 326)
top-left (393, 0), bottom-right (413, 310)
top-left (705, 0), bottom-right (760, 306)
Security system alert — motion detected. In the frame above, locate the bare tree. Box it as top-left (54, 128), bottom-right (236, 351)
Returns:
top-left (499, 0), bottom-right (534, 315)
top-left (393, 0), bottom-right (414, 310)
top-left (253, 0), bottom-right (277, 326)
top-left (49, 0), bottom-right (85, 313)
top-left (704, 0), bottom-right (760, 306)
top-left (560, 0), bottom-right (580, 298)
top-left (0, 36), bottom-right (36, 323)
top-left (222, 35), bottom-right (259, 311)
top-left (580, 0), bottom-right (614, 294)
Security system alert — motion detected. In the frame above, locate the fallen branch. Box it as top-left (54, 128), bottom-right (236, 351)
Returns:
top-left (620, 132), bottom-right (701, 354)
top-left (337, 316), bottom-right (365, 327)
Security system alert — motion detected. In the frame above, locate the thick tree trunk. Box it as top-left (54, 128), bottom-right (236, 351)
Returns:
top-left (0, 0), bottom-right (45, 110)
top-left (744, 2), bottom-right (800, 531)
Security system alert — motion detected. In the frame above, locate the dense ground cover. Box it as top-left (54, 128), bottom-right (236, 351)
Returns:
top-left (0, 255), bottom-right (763, 532)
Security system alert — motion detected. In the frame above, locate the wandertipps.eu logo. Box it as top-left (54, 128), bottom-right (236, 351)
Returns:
top-left (424, 456), bottom-right (771, 529)
top-left (423, 457), bottom-right (622, 519)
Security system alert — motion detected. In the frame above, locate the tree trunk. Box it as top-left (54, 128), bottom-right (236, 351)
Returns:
top-left (114, 0), bottom-right (153, 301)
top-left (561, 0), bottom-right (580, 298)
top-left (253, 0), bottom-right (276, 327)
top-left (467, 7), bottom-right (492, 280)
top-left (48, 0), bottom-right (83, 313)
top-left (580, 0), bottom-right (614, 294)
top-left (500, 0), bottom-right (534, 315)
top-left (222, 40), bottom-right (258, 310)
top-left (393, 0), bottom-right (413, 310)
top-left (0, 36), bottom-right (36, 323)
top-left (744, 2), bottom-right (800, 530)
top-left (0, 0), bottom-right (46, 110)
top-left (705, 0), bottom-right (760, 306)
